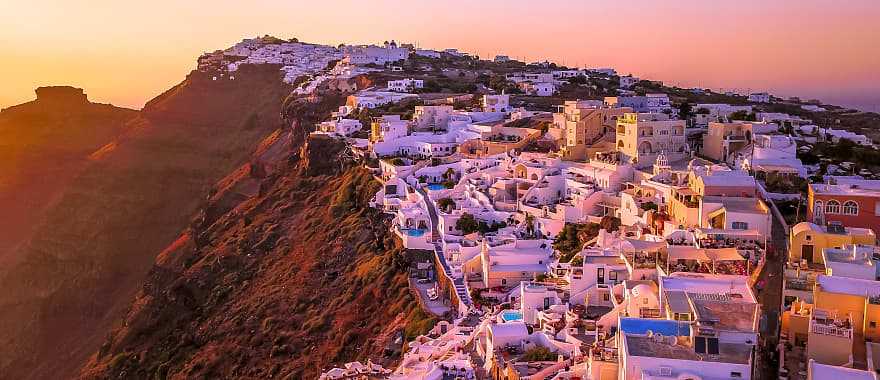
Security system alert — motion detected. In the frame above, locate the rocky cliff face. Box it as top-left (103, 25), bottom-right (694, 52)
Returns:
top-left (79, 133), bottom-right (431, 379)
top-left (0, 63), bottom-right (422, 379)
top-left (0, 89), bottom-right (136, 263)
top-left (33, 86), bottom-right (89, 105)
top-left (0, 65), bottom-right (295, 379)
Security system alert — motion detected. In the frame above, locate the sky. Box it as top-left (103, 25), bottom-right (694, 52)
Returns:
top-left (1, 0), bottom-right (878, 111)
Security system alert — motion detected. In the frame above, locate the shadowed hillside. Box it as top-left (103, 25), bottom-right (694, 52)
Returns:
top-left (80, 135), bottom-right (432, 379)
top-left (0, 87), bottom-right (136, 261)
top-left (0, 65), bottom-right (294, 379)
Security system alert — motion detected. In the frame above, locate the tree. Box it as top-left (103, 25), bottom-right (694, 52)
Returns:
top-left (455, 213), bottom-right (480, 235)
top-left (437, 198), bottom-right (455, 213)
top-left (567, 75), bottom-right (588, 85)
top-left (442, 168), bottom-right (456, 181)
top-left (677, 102), bottom-right (693, 120)
top-left (389, 158), bottom-right (406, 166)
top-left (600, 215), bottom-right (621, 232)
top-left (729, 110), bottom-right (757, 122)
top-left (524, 213), bottom-right (536, 237)
top-left (640, 202), bottom-right (658, 212)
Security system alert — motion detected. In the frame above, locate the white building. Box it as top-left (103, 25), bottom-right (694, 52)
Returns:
top-left (387, 78), bottom-right (425, 92)
top-left (343, 43), bottom-right (410, 65)
top-left (748, 92), bottom-right (771, 103)
top-left (605, 94), bottom-right (673, 114)
top-left (316, 118), bottom-right (362, 137)
top-left (482, 94), bottom-right (511, 113)
top-left (619, 75), bottom-right (640, 89)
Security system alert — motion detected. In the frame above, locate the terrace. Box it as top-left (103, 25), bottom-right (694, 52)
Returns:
top-left (809, 309), bottom-right (853, 339)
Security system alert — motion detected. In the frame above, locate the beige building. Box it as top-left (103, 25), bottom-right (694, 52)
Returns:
top-left (702, 122), bottom-right (757, 162)
top-left (615, 113), bottom-right (687, 168)
top-left (554, 100), bottom-right (630, 161)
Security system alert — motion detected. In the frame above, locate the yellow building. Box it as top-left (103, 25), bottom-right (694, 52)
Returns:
top-left (783, 275), bottom-right (880, 367)
top-left (615, 113), bottom-right (686, 168)
top-left (789, 222), bottom-right (875, 266)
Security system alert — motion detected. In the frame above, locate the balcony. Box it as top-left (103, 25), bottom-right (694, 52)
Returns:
top-left (810, 310), bottom-right (853, 339)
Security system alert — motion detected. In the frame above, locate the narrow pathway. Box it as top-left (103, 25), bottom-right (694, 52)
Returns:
top-left (415, 184), bottom-right (471, 306)
top-left (756, 201), bottom-right (788, 379)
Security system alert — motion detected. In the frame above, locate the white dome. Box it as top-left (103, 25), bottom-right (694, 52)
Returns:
top-left (631, 284), bottom-right (656, 298)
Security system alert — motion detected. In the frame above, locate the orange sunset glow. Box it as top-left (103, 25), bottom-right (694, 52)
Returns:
top-left (2, 0), bottom-right (878, 111)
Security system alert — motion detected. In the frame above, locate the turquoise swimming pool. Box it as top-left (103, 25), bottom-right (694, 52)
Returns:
top-left (500, 310), bottom-right (523, 322)
top-left (426, 184), bottom-right (446, 191)
top-left (401, 228), bottom-right (426, 237)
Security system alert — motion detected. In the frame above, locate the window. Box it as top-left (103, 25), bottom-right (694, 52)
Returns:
top-left (871, 321), bottom-right (877, 328)
top-left (826, 200), bottom-right (841, 214)
top-left (843, 201), bottom-right (859, 215)
top-left (731, 372), bottom-right (743, 378)
top-left (603, 293), bottom-right (610, 301)
top-left (731, 221), bottom-right (749, 230)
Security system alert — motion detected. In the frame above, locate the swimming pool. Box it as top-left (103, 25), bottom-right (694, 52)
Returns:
top-left (426, 184), bottom-right (446, 191)
top-left (619, 317), bottom-right (690, 336)
top-left (401, 228), bottom-right (426, 237)
top-left (500, 310), bottom-right (523, 322)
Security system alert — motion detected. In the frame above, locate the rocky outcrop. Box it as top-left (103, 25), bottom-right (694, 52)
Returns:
top-left (34, 86), bottom-right (89, 105)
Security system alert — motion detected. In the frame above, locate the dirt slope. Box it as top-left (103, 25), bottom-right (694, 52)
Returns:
top-left (79, 134), bottom-right (432, 379)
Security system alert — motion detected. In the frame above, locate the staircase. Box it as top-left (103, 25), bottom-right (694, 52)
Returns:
top-left (419, 184), bottom-right (472, 307)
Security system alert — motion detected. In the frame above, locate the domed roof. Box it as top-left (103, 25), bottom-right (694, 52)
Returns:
top-left (631, 283), bottom-right (656, 298)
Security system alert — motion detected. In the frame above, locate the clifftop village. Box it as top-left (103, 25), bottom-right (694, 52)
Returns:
top-left (200, 36), bottom-right (880, 380)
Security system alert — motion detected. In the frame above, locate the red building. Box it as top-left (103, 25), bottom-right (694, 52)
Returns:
top-left (807, 178), bottom-right (880, 236)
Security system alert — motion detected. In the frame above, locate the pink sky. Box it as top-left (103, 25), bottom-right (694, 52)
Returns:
top-left (1, 0), bottom-right (878, 111)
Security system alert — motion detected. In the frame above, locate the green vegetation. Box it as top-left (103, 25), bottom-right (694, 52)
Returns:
top-left (761, 172), bottom-right (808, 194)
top-left (456, 213), bottom-right (481, 234)
top-left (455, 212), bottom-right (507, 235)
top-left (800, 139), bottom-right (880, 176)
top-left (404, 308), bottom-right (436, 340)
top-left (640, 202), bottom-right (659, 212)
top-left (389, 158), bottom-right (406, 166)
top-left (600, 215), bottom-right (621, 232)
top-left (521, 346), bottom-right (558, 362)
top-left (553, 223), bottom-right (601, 263)
top-left (729, 110), bottom-right (757, 121)
top-left (437, 198), bottom-right (455, 213)
top-left (677, 102), bottom-right (693, 120)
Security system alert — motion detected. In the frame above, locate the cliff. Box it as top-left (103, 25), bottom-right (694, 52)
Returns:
top-left (0, 65), bottom-right (294, 379)
top-left (79, 133), bottom-right (430, 379)
top-left (0, 89), bottom-right (136, 263)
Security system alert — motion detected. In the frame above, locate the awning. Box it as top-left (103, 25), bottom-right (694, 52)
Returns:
top-left (705, 248), bottom-right (745, 262)
top-left (667, 246), bottom-right (710, 261)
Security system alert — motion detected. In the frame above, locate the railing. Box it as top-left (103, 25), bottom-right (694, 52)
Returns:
top-left (785, 279), bottom-right (814, 291)
top-left (811, 322), bottom-right (853, 338)
top-left (640, 308), bottom-right (662, 318)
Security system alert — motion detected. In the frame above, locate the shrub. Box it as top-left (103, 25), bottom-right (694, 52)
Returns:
top-left (522, 346), bottom-right (557, 362)
top-left (455, 213), bottom-right (480, 235)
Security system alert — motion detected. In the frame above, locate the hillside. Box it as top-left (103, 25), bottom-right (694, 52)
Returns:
top-left (0, 65), bottom-right (295, 379)
top-left (0, 87), bottom-right (137, 261)
top-left (79, 134), bottom-right (431, 379)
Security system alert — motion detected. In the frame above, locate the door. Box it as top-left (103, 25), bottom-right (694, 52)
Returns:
top-left (802, 245), bottom-right (814, 263)
top-left (597, 268), bottom-right (605, 285)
